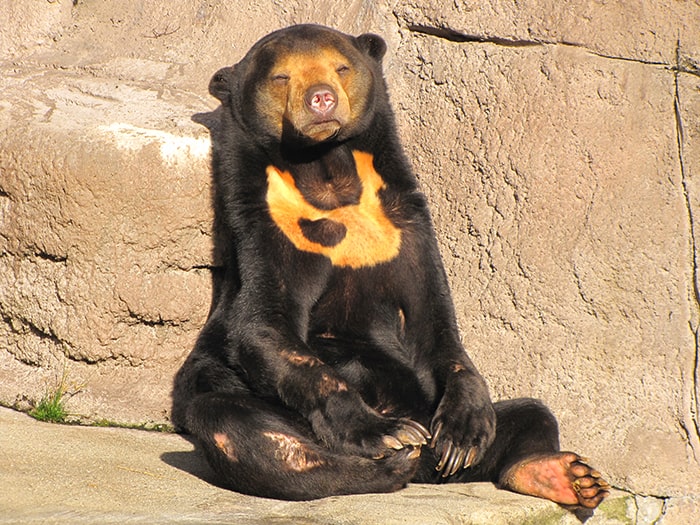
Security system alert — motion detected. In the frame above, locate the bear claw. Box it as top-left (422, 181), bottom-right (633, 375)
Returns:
top-left (395, 419), bottom-right (431, 447)
top-left (435, 443), bottom-right (479, 477)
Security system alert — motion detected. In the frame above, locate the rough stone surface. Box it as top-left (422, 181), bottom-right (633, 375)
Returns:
top-left (391, 31), bottom-right (698, 498)
top-left (0, 407), bottom-right (639, 524)
top-left (1, 0), bottom-right (699, 517)
top-left (393, 0), bottom-right (700, 65)
top-left (0, 65), bottom-right (213, 425)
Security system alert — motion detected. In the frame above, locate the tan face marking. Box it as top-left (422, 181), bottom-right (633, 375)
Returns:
top-left (255, 47), bottom-right (371, 142)
top-left (266, 150), bottom-right (402, 268)
top-left (263, 431), bottom-right (325, 472)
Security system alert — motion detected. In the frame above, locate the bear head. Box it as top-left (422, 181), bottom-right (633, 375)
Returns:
top-left (209, 24), bottom-right (387, 146)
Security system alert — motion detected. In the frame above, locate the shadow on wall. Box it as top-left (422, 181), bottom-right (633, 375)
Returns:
top-left (168, 105), bottom-right (243, 431)
top-left (164, 104), bottom-right (243, 488)
top-left (191, 106), bottom-right (239, 314)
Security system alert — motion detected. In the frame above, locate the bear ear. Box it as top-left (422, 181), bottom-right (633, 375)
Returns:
top-left (209, 66), bottom-right (235, 105)
top-left (356, 33), bottom-right (387, 62)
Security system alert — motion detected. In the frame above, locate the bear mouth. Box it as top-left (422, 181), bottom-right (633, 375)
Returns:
top-left (302, 119), bottom-right (342, 142)
top-left (281, 115), bottom-right (343, 145)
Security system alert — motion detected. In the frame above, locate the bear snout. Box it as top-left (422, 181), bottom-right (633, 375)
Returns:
top-left (305, 85), bottom-right (337, 119)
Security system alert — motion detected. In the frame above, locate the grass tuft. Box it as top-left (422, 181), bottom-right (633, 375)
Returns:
top-left (29, 388), bottom-right (68, 423)
top-left (29, 366), bottom-right (84, 424)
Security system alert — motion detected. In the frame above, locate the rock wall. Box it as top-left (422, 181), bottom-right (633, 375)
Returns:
top-left (1, 0), bottom-right (699, 505)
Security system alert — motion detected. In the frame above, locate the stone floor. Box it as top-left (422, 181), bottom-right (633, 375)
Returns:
top-left (0, 407), bottom-right (637, 524)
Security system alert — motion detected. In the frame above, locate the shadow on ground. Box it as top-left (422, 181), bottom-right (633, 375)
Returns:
top-left (160, 434), bottom-right (224, 488)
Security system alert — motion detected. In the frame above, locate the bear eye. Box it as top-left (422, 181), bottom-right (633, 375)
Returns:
top-left (271, 73), bottom-right (290, 84)
top-left (336, 65), bottom-right (350, 75)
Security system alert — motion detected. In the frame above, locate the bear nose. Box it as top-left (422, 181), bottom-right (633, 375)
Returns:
top-left (305, 85), bottom-right (337, 116)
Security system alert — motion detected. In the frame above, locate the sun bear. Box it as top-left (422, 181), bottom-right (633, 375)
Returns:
top-left (172, 24), bottom-right (609, 507)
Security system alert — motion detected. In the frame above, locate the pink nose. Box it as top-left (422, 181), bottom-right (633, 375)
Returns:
top-left (305, 85), bottom-right (337, 116)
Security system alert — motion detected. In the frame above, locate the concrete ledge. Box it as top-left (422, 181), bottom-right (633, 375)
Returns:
top-left (0, 407), bottom-right (635, 524)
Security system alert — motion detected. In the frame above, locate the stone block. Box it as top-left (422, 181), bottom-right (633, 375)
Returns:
top-left (387, 31), bottom-right (700, 496)
top-left (0, 66), bottom-right (213, 423)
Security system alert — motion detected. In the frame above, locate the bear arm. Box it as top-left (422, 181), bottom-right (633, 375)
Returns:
top-left (232, 322), bottom-right (347, 408)
top-left (427, 321), bottom-right (497, 475)
top-left (233, 322), bottom-right (416, 456)
top-left (232, 320), bottom-right (378, 420)
top-left (414, 243), bottom-right (497, 473)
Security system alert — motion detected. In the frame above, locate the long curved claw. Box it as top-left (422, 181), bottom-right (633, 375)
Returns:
top-left (450, 447), bottom-right (468, 476)
top-left (382, 435), bottom-right (405, 450)
top-left (395, 419), bottom-right (431, 447)
top-left (380, 419), bottom-right (431, 456)
top-left (436, 443), bottom-right (480, 477)
top-left (430, 420), bottom-right (443, 449)
top-left (405, 419), bottom-right (432, 441)
top-left (435, 442), bottom-right (453, 473)
top-left (464, 445), bottom-right (478, 469)
top-left (443, 446), bottom-right (467, 477)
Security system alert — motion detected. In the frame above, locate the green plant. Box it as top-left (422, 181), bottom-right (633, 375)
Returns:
top-left (29, 388), bottom-right (68, 423)
top-left (29, 367), bottom-right (84, 424)
top-left (93, 419), bottom-right (174, 432)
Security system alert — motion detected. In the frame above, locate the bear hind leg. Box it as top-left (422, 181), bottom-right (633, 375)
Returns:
top-left (490, 399), bottom-right (610, 508)
top-left (185, 392), bottom-right (420, 500)
top-left (424, 398), bottom-right (610, 508)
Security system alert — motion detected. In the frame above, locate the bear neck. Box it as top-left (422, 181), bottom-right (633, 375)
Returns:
top-left (279, 142), bottom-right (362, 210)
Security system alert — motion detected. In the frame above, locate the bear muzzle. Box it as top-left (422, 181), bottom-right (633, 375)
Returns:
top-left (305, 84), bottom-right (337, 119)
top-left (292, 84), bottom-right (347, 142)
top-left (282, 76), bottom-right (352, 143)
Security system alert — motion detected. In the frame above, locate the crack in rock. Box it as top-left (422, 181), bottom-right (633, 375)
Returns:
top-left (406, 24), bottom-right (543, 47)
top-left (674, 39), bottom-right (700, 460)
top-left (405, 23), bottom-right (677, 69)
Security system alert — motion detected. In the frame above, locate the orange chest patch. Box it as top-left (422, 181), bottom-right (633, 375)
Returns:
top-left (266, 150), bottom-right (401, 269)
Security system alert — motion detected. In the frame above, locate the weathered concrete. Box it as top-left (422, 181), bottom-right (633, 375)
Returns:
top-left (1, 0), bottom-right (699, 516)
top-left (0, 64), bottom-right (213, 424)
top-left (391, 32), bottom-right (699, 498)
top-left (0, 408), bottom-right (647, 524)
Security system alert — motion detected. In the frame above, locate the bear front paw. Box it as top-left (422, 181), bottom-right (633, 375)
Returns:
top-left (373, 418), bottom-right (431, 459)
top-left (313, 402), bottom-right (431, 459)
top-left (430, 402), bottom-right (496, 478)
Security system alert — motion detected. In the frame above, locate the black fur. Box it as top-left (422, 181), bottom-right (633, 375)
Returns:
top-left (172, 24), bottom-right (560, 500)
